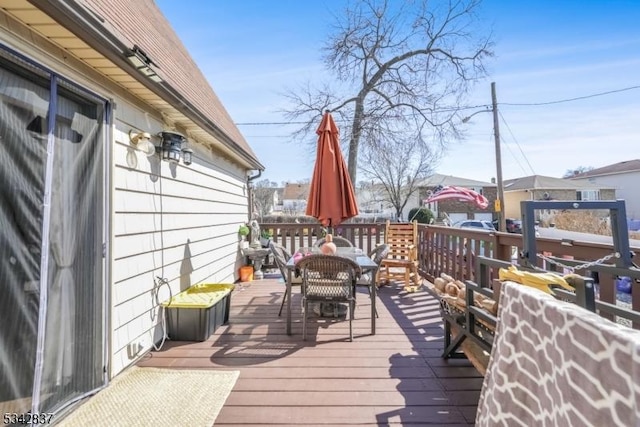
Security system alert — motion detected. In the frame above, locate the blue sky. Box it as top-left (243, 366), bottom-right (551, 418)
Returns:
top-left (156, 0), bottom-right (640, 185)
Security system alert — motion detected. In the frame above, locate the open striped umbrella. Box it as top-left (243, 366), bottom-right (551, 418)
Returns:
top-left (424, 185), bottom-right (489, 209)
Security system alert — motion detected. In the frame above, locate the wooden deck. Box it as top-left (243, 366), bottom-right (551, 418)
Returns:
top-left (137, 273), bottom-right (484, 426)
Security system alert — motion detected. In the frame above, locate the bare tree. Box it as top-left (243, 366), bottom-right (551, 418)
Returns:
top-left (563, 166), bottom-right (594, 178)
top-left (282, 0), bottom-right (493, 184)
top-left (252, 179), bottom-right (278, 219)
top-left (359, 135), bottom-right (440, 219)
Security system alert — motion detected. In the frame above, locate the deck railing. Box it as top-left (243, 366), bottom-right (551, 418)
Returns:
top-left (259, 221), bottom-right (640, 326)
top-left (260, 222), bottom-right (387, 255)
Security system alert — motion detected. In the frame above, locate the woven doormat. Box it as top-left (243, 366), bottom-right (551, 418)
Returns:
top-left (57, 367), bottom-right (239, 427)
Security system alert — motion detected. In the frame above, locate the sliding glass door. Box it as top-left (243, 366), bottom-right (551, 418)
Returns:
top-left (0, 47), bottom-right (108, 417)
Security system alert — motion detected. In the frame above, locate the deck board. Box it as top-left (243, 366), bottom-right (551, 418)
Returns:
top-left (137, 277), bottom-right (483, 425)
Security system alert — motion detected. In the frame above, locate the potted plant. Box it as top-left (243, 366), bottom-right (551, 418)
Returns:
top-left (260, 229), bottom-right (273, 247)
top-left (238, 224), bottom-right (250, 249)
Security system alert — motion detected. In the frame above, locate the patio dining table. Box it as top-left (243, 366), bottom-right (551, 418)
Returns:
top-left (285, 246), bottom-right (378, 336)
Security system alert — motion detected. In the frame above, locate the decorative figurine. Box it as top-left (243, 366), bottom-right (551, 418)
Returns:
top-left (249, 218), bottom-right (261, 249)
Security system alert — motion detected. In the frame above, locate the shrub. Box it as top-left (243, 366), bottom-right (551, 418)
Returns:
top-left (408, 207), bottom-right (434, 224)
top-left (551, 211), bottom-right (610, 235)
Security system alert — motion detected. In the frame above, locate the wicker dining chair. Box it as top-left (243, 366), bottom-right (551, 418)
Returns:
top-left (312, 235), bottom-right (353, 248)
top-left (268, 241), bottom-right (301, 316)
top-left (356, 244), bottom-right (390, 318)
top-left (295, 254), bottom-right (360, 341)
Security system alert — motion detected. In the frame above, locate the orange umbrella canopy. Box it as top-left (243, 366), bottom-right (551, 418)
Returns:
top-left (306, 111), bottom-right (359, 227)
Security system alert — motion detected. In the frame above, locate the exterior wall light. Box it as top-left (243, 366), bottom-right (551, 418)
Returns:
top-left (129, 130), bottom-right (156, 157)
top-left (159, 131), bottom-right (193, 165)
top-left (126, 45), bottom-right (163, 83)
top-left (181, 147), bottom-right (193, 166)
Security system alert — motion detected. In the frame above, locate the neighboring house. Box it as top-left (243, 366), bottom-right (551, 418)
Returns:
top-left (0, 0), bottom-right (263, 417)
top-left (253, 185), bottom-right (279, 217)
top-left (355, 182), bottom-right (397, 220)
top-left (413, 174), bottom-right (497, 224)
top-left (570, 159), bottom-right (640, 220)
top-left (281, 183), bottom-right (310, 215)
top-left (503, 175), bottom-right (615, 221)
top-left (272, 187), bottom-right (285, 212)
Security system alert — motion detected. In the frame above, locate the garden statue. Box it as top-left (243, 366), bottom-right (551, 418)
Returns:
top-left (249, 219), bottom-right (261, 248)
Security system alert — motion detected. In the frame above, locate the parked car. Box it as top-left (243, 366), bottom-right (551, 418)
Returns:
top-left (454, 220), bottom-right (496, 231)
top-left (492, 218), bottom-right (523, 234)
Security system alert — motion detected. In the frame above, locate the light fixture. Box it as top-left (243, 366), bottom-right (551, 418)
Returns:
top-left (126, 45), bottom-right (163, 83)
top-left (159, 131), bottom-right (193, 165)
top-left (461, 107), bottom-right (492, 123)
top-left (129, 130), bottom-right (156, 157)
top-left (181, 146), bottom-right (193, 166)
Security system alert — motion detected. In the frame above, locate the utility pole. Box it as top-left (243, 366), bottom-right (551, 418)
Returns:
top-left (491, 82), bottom-right (506, 233)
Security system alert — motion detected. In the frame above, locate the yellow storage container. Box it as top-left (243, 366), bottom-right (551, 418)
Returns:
top-left (162, 283), bottom-right (234, 341)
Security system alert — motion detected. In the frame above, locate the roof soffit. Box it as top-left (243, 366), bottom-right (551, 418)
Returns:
top-left (5, 0), bottom-right (263, 170)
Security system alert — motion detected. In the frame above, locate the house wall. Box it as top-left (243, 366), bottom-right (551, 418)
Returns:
top-left (0, 17), bottom-right (250, 377)
top-left (505, 191), bottom-right (530, 219)
top-left (599, 189), bottom-right (617, 201)
top-left (573, 172), bottom-right (639, 219)
top-left (111, 107), bottom-right (248, 375)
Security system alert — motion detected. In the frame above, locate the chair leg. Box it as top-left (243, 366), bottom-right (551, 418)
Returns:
top-left (351, 284), bottom-right (357, 319)
top-left (278, 288), bottom-right (288, 317)
top-left (367, 286), bottom-right (379, 318)
top-left (302, 298), bottom-right (307, 341)
top-left (349, 299), bottom-right (354, 342)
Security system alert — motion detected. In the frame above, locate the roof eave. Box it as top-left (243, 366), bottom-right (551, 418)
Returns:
top-left (29, 0), bottom-right (264, 171)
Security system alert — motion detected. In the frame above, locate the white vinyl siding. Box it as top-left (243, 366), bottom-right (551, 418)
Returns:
top-left (110, 108), bottom-right (248, 375)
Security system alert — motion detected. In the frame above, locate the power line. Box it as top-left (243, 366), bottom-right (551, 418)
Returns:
top-left (498, 111), bottom-right (536, 175)
top-left (235, 83), bottom-right (640, 126)
top-left (501, 85), bottom-right (640, 106)
top-left (235, 104), bottom-right (491, 126)
top-left (499, 134), bottom-right (529, 177)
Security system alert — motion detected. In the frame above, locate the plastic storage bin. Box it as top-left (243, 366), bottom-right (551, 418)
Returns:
top-left (162, 283), bottom-right (234, 341)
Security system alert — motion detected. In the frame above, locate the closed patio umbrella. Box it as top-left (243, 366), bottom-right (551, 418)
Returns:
top-left (306, 110), bottom-right (359, 231)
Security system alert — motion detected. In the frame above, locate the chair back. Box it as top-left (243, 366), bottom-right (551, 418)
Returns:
top-left (269, 241), bottom-right (291, 278)
top-left (384, 220), bottom-right (417, 262)
top-left (313, 236), bottom-right (353, 248)
top-left (295, 254), bottom-right (360, 300)
top-left (369, 244), bottom-right (390, 265)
